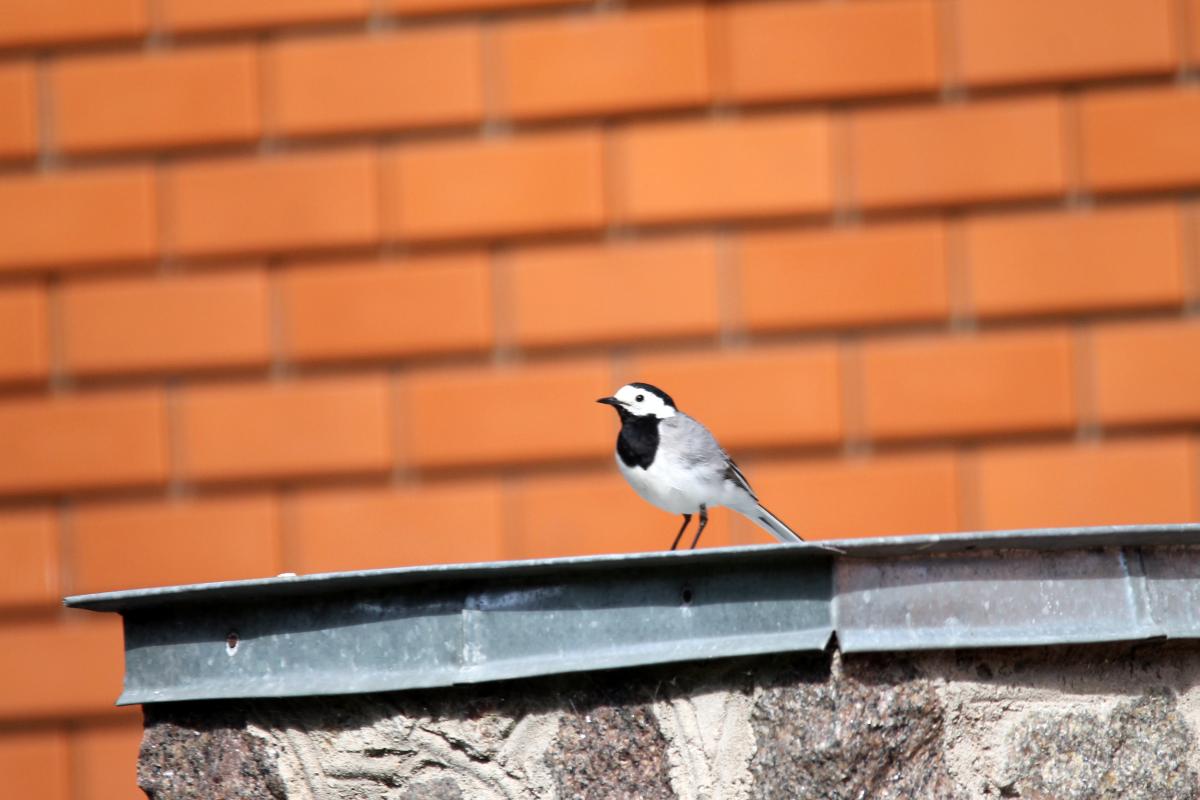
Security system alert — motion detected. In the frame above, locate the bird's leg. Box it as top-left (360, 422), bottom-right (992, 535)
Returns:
top-left (689, 505), bottom-right (708, 549)
top-left (670, 514), bottom-right (692, 550)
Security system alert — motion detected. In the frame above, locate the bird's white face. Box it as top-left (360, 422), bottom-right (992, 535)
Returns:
top-left (611, 384), bottom-right (676, 418)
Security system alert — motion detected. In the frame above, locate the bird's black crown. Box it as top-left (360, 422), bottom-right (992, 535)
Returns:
top-left (628, 382), bottom-right (676, 409)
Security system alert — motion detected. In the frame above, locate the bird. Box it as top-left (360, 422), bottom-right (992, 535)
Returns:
top-left (597, 382), bottom-right (803, 550)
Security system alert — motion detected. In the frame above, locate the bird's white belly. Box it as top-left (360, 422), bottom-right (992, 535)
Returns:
top-left (617, 452), bottom-right (713, 514)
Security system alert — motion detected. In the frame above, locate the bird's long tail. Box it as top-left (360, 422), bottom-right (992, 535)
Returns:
top-left (733, 502), bottom-right (803, 543)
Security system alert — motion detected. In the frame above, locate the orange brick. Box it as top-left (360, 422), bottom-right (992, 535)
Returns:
top-left (0, 617), bottom-right (124, 720)
top-left (735, 452), bottom-right (960, 542)
top-left (615, 115), bottom-right (833, 225)
top-left (179, 375), bottom-right (393, 483)
top-left (1080, 86), bottom-right (1200, 193)
top-left (403, 360), bottom-right (612, 468)
top-left (719, 0), bottom-right (939, 103)
top-left (71, 495), bottom-right (280, 594)
top-left (509, 470), bottom-right (733, 559)
top-left (0, 62), bottom-right (37, 160)
top-left (387, 0), bottom-right (584, 17)
top-left (270, 28), bottom-right (484, 138)
top-left (958, 0), bottom-right (1176, 86)
top-left (53, 45), bottom-right (259, 155)
top-left (0, 508), bottom-right (59, 608)
top-left (161, 0), bottom-right (369, 33)
top-left (1191, 0), bottom-right (1200, 67)
top-left (0, 0), bottom-right (147, 48)
top-left (289, 481), bottom-right (505, 572)
top-left (851, 96), bottom-right (1066, 209)
top-left (966, 204), bottom-right (1185, 318)
top-left (168, 149), bottom-right (379, 258)
top-left (62, 269), bottom-right (271, 376)
top-left (1093, 319), bottom-right (1200, 426)
top-left (737, 221), bottom-right (949, 332)
top-left (0, 168), bottom-right (157, 273)
top-left (978, 437), bottom-right (1196, 530)
top-left (386, 132), bottom-right (605, 242)
top-left (862, 330), bottom-right (1075, 440)
top-left (72, 723), bottom-right (144, 800)
top-left (627, 346), bottom-right (843, 451)
top-left (0, 283), bottom-right (49, 384)
top-left (280, 253), bottom-right (492, 363)
top-left (511, 236), bottom-right (720, 349)
top-left (0, 389), bottom-right (168, 496)
top-left (0, 729), bottom-right (68, 800)
top-left (496, 7), bottom-right (709, 120)
top-left (0, 618), bottom-right (127, 724)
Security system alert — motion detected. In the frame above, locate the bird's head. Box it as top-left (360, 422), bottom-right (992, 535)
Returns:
top-left (596, 383), bottom-right (677, 419)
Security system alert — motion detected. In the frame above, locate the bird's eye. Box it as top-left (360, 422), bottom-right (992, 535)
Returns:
top-left (635, 394), bottom-right (644, 402)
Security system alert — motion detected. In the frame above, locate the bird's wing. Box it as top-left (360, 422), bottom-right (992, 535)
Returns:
top-left (665, 414), bottom-right (725, 468)
top-left (722, 457), bottom-right (759, 502)
top-left (669, 413), bottom-right (762, 500)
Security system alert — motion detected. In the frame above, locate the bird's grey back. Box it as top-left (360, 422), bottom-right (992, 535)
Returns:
top-left (661, 413), bottom-right (758, 499)
top-left (662, 412), bottom-right (735, 475)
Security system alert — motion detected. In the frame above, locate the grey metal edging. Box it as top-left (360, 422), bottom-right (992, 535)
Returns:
top-left (834, 546), bottom-right (1162, 652)
top-left (65, 524), bottom-right (1200, 705)
top-left (112, 555), bottom-right (833, 705)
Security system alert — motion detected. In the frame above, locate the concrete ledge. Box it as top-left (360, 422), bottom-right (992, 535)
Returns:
top-left (138, 641), bottom-right (1200, 799)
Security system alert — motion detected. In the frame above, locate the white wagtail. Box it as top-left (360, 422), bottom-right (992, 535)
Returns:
top-left (597, 382), bottom-right (803, 550)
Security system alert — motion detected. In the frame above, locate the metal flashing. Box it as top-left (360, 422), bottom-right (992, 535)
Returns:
top-left (65, 524), bottom-right (1200, 705)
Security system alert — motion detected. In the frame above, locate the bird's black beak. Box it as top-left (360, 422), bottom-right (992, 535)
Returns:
top-left (596, 396), bottom-right (622, 407)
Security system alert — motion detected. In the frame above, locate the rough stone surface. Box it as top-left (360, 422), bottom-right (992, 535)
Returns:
top-left (749, 653), bottom-right (959, 799)
top-left (651, 662), bottom-right (759, 799)
top-left (135, 642), bottom-right (1200, 799)
top-left (140, 704), bottom-right (287, 800)
top-left (263, 689), bottom-right (550, 798)
top-left (1008, 690), bottom-right (1198, 800)
top-left (545, 687), bottom-right (674, 800)
top-left (935, 641), bottom-right (1200, 797)
top-left (398, 776), bottom-right (465, 799)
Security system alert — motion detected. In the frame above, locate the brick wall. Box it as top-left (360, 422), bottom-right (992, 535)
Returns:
top-left (0, 0), bottom-right (1198, 795)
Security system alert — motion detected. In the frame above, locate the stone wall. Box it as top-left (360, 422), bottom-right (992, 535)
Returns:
top-left (138, 641), bottom-right (1200, 799)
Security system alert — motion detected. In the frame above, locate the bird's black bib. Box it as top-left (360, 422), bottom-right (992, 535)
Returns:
top-left (615, 411), bottom-right (659, 470)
